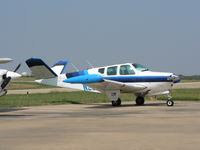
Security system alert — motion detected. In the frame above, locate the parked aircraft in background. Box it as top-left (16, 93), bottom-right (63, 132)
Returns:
top-left (0, 58), bottom-right (13, 64)
top-left (0, 58), bottom-right (21, 96)
top-left (26, 58), bottom-right (180, 106)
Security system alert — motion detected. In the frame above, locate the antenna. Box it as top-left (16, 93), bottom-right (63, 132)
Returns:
top-left (71, 63), bottom-right (79, 72)
top-left (86, 60), bottom-right (94, 68)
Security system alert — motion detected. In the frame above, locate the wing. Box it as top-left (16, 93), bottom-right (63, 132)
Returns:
top-left (63, 74), bottom-right (147, 93)
top-left (85, 79), bottom-right (147, 93)
top-left (0, 58), bottom-right (13, 64)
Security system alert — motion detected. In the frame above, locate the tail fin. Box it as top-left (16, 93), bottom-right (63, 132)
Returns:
top-left (51, 60), bottom-right (69, 75)
top-left (26, 58), bottom-right (58, 79)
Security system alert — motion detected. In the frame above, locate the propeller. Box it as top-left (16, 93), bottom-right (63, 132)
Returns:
top-left (168, 74), bottom-right (181, 83)
top-left (13, 64), bottom-right (21, 72)
top-left (1, 64), bottom-right (21, 91)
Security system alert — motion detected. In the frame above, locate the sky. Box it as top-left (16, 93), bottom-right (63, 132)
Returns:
top-left (0, 0), bottom-right (199, 75)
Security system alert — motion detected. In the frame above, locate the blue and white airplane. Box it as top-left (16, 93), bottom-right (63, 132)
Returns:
top-left (26, 58), bottom-right (180, 106)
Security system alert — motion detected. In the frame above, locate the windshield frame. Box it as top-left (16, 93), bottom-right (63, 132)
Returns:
top-left (132, 63), bottom-right (149, 72)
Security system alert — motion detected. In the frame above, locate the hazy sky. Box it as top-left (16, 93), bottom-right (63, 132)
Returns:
top-left (0, 0), bottom-right (199, 75)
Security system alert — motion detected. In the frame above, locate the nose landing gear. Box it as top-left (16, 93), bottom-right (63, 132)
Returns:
top-left (167, 94), bottom-right (174, 106)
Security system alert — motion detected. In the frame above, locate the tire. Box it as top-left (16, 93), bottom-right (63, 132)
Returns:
top-left (136, 96), bottom-right (145, 105)
top-left (167, 100), bottom-right (174, 107)
top-left (112, 98), bottom-right (121, 106)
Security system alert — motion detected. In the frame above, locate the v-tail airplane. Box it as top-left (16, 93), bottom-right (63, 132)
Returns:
top-left (26, 58), bottom-right (180, 106)
top-left (0, 58), bottom-right (21, 96)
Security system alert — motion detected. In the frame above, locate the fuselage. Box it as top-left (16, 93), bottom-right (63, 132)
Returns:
top-left (64, 63), bottom-right (180, 96)
top-left (26, 58), bottom-right (180, 106)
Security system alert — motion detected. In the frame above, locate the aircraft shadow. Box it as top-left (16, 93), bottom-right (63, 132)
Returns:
top-left (87, 102), bottom-right (165, 109)
top-left (0, 108), bottom-right (26, 113)
top-left (0, 114), bottom-right (32, 118)
top-left (0, 108), bottom-right (30, 118)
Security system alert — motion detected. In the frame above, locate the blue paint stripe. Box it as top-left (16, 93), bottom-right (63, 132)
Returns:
top-left (103, 76), bottom-right (171, 82)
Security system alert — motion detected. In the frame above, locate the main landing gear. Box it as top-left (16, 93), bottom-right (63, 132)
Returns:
top-left (136, 96), bottom-right (145, 105)
top-left (111, 97), bottom-right (145, 106)
top-left (112, 98), bottom-right (121, 106)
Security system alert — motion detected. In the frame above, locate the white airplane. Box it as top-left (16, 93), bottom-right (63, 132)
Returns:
top-left (0, 58), bottom-right (22, 96)
top-left (26, 58), bottom-right (180, 106)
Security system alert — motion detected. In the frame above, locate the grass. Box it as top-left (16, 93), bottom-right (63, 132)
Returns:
top-left (180, 80), bottom-right (200, 83)
top-left (0, 88), bottom-right (200, 108)
top-left (0, 92), bottom-right (138, 108)
top-left (0, 92), bottom-right (109, 108)
top-left (157, 88), bottom-right (200, 101)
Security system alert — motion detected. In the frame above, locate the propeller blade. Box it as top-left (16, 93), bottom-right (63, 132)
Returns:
top-left (13, 64), bottom-right (21, 72)
top-left (1, 77), bottom-right (11, 89)
top-left (2, 73), bottom-right (7, 79)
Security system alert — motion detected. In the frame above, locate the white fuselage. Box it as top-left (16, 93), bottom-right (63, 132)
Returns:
top-left (86, 63), bottom-right (176, 96)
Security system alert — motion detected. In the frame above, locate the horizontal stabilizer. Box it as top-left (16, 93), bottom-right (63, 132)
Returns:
top-left (26, 58), bottom-right (57, 79)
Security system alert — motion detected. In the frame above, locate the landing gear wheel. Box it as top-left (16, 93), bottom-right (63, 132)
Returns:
top-left (112, 98), bottom-right (121, 106)
top-left (136, 97), bottom-right (145, 105)
top-left (167, 100), bottom-right (174, 107)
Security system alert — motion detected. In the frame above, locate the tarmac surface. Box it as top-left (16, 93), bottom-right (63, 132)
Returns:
top-left (0, 101), bottom-right (200, 150)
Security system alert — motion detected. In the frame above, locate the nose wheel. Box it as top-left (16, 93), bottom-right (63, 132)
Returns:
top-left (166, 100), bottom-right (174, 106)
top-left (167, 93), bottom-right (174, 106)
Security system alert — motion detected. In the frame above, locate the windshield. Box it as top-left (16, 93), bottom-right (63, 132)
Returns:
top-left (133, 63), bottom-right (149, 71)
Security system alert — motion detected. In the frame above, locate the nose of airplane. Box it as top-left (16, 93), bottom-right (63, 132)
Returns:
top-left (7, 71), bottom-right (22, 79)
top-left (171, 74), bottom-right (181, 83)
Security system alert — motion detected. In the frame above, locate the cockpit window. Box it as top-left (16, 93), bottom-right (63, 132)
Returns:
top-left (120, 65), bottom-right (135, 75)
top-left (133, 63), bottom-right (149, 71)
top-left (107, 66), bottom-right (117, 75)
top-left (98, 68), bottom-right (105, 74)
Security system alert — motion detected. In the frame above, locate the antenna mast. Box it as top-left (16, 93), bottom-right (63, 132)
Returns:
top-left (86, 60), bottom-right (94, 68)
top-left (71, 63), bottom-right (79, 72)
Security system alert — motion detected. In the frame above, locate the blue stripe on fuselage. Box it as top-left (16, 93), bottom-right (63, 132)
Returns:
top-left (103, 76), bottom-right (171, 82)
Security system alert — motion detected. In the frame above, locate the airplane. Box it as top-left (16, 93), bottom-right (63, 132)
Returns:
top-left (0, 58), bottom-right (22, 96)
top-left (26, 58), bottom-right (180, 107)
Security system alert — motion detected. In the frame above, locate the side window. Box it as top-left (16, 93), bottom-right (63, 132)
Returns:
top-left (98, 68), bottom-right (105, 74)
top-left (120, 65), bottom-right (135, 75)
top-left (107, 66), bottom-right (117, 75)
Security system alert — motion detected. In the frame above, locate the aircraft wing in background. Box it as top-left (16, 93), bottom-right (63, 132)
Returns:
top-left (0, 58), bottom-right (13, 64)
